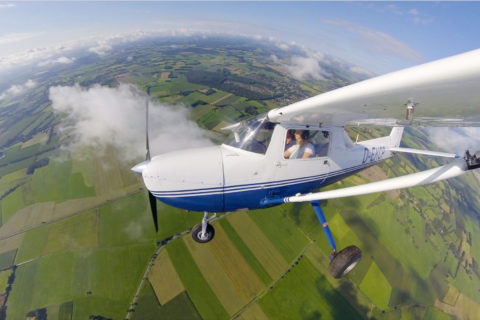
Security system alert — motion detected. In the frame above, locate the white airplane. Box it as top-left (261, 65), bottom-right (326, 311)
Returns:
top-left (132, 49), bottom-right (480, 278)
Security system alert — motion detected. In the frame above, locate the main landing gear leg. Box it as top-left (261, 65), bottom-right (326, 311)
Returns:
top-left (311, 200), bottom-right (362, 278)
top-left (192, 212), bottom-right (216, 243)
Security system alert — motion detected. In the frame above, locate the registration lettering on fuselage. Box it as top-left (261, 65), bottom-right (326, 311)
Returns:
top-left (362, 146), bottom-right (386, 164)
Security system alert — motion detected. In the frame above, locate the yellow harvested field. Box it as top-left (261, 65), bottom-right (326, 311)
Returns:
top-left (0, 233), bottom-right (23, 254)
top-left (435, 288), bottom-right (480, 320)
top-left (237, 302), bottom-right (269, 320)
top-left (0, 168), bottom-right (26, 184)
top-left (358, 165), bottom-right (399, 200)
top-left (0, 196), bottom-right (118, 239)
top-left (21, 132), bottom-right (48, 148)
top-left (184, 236), bottom-right (246, 315)
top-left (160, 72), bottom-right (171, 79)
top-left (442, 284), bottom-right (459, 306)
top-left (227, 212), bottom-right (288, 280)
top-left (208, 223), bottom-right (264, 300)
top-left (0, 202), bottom-right (55, 238)
top-left (53, 197), bottom-right (105, 219)
top-left (211, 93), bottom-right (232, 105)
top-left (148, 249), bottom-right (184, 305)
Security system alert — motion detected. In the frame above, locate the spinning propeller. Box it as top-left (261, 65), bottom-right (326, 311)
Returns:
top-left (144, 86), bottom-right (158, 232)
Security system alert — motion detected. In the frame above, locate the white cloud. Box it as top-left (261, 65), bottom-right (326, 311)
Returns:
top-left (426, 127), bottom-right (480, 155)
top-left (0, 33), bottom-right (40, 45)
top-left (407, 8), bottom-right (433, 25)
top-left (283, 56), bottom-right (328, 81)
top-left (377, 4), bottom-right (432, 25)
top-left (0, 79), bottom-right (37, 100)
top-left (49, 84), bottom-right (212, 161)
top-left (349, 65), bottom-right (374, 77)
top-left (408, 8), bottom-right (419, 16)
top-left (0, 3), bottom-right (14, 9)
top-left (324, 19), bottom-right (423, 63)
top-left (88, 41), bottom-right (112, 56)
top-left (385, 4), bottom-right (403, 15)
top-left (274, 47), bottom-right (331, 81)
top-left (38, 56), bottom-right (75, 67)
top-left (0, 31), bottom-right (150, 73)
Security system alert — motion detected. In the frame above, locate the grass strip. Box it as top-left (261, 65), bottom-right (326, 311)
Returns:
top-left (167, 238), bottom-right (229, 320)
top-left (219, 218), bottom-right (272, 286)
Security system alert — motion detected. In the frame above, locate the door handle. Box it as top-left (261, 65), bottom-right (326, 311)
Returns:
top-left (275, 161), bottom-right (287, 167)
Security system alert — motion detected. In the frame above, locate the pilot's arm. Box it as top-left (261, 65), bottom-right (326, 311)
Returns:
top-left (301, 143), bottom-right (315, 158)
top-left (284, 144), bottom-right (296, 158)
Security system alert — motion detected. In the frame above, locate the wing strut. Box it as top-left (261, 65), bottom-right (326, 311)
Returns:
top-left (389, 147), bottom-right (461, 159)
top-left (262, 157), bottom-right (473, 205)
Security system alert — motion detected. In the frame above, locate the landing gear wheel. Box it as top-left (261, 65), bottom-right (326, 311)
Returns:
top-left (329, 245), bottom-right (362, 278)
top-left (191, 223), bottom-right (215, 243)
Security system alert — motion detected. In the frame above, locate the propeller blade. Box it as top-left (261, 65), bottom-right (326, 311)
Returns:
top-left (148, 191), bottom-right (158, 232)
top-left (145, 86), bottom-right (151, 161)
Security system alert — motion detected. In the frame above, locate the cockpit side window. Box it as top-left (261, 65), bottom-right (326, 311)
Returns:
top-left (226, 116), bottom-right (275, 155)
top-left (284, 129), bottom-right (330, 159)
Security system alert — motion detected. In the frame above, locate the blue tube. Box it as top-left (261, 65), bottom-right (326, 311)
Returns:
top-left (260, 197), bottom-right (285, 206)
top-left (311, 200), bottom-right (337, 253)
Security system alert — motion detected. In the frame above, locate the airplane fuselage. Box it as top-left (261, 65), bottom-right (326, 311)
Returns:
top-left (141, 123), bottom-right (402, 212)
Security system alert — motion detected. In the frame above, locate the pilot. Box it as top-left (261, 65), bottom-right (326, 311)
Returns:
top-left (284, 130), bottom-right (315, 159)
top-left (285, 130), bottom-right (296, 150)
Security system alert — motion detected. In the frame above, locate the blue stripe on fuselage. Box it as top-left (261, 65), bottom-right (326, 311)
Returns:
top-left (154, 163), bottom-right (374, 212)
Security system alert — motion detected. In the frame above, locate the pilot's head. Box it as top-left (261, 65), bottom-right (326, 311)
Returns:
top-left (294, 130), bottom-right (309, 143)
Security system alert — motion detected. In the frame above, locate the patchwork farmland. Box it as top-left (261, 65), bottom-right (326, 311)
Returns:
top-left (1, 37), bottom-right (479, 319)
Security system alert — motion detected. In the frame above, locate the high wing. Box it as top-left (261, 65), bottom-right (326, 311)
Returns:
top-left (267, 49), bottom-right (480, 127)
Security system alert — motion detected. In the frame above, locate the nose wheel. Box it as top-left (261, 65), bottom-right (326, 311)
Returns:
top-left (311, 200), bottom-right (362, 278)
top-left (191, 212), bottom-right (216, 243)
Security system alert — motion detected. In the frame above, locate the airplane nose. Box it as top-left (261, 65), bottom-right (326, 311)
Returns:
top-left (141, 146), bottom-right (224, 210)
top-left (131, 160), bottom-right (150, 174)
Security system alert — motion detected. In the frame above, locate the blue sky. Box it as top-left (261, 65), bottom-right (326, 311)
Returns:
top-left (1, 1), bottom-right (480, 74)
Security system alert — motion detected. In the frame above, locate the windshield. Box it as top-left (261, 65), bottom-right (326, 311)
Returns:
top-left (225, 115), bottom-right (275, 154)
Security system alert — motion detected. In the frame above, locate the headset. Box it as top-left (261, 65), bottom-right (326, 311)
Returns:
top-left (300, 130), bottom-right (310, 140)
top-left (292, 129), bottom-right (310, 140)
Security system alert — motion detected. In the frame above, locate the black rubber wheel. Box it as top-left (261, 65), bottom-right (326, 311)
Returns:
top-left (328, 245), bottom-right (362, 278)
top-left (191, 223), bottom-right (215, 243)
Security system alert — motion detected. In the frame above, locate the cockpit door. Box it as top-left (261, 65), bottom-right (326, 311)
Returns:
top-left (273, 127), bottom-right (331, 194)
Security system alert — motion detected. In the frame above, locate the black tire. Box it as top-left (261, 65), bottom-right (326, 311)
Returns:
top-left (328, 245), bottom-right (362, 278)
top-left (191, 223), bottom-right (215, 243)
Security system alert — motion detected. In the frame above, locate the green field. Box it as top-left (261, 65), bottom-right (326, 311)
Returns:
top-left (134, 286), bottom-right (202, 320)
top-left (219, 218), bottom-right (273, 286)
top-left (97, 193), bottom-right (154, 247)
top-left (227, 212), bottom-right (288, 280)
top-left (0, 269), bottom-right (11, 293)
top-left (27, 159), bottom-right (95, 203)
top-left (1, 187), bottom-right (24, 224)
top-left (248, 207), bottom-right (310, 263)
top-left (131, 282), bottom-right (162, 320)
top-left (167, 238), bottom-right (229, 320)
top-left (259, 256), bottom-right (362, 320)
top-left (0, 250), bottom-right (16, 270)
top-left (359, 262), bottom-right (392, 309)
top-left (2, 37), bottom-right (480, 320)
